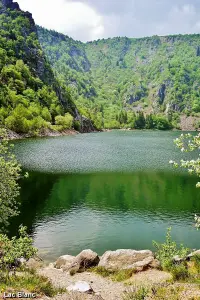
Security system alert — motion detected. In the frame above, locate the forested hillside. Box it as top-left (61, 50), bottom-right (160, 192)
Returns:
top-left (0, 0), bottom-right (94, 134)
top-left (1, 0), bottom-right (200, 133)
top-left (38, 26), bottom-right (200, 130)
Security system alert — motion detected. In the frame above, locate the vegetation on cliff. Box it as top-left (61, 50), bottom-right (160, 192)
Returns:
top-left (37, 26), bottom-right (200, 130)
top-left (0, 0), bottom-right (94, 135)
top-left (1, 0), bottom-right (200, 132)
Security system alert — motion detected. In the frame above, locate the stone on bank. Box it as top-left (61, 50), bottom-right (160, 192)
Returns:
top-left (98, 249), bottom-right (155, 271)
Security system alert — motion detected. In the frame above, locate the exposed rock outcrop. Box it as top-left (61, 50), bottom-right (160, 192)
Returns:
top-left (197, 46), bottom-right (200, 57)
top-left (0, 0), bottom-right (95, 133)
top-left (98, 249), bottom-right (155, 272)
top-left (158, 84), bottom-right (166, 104)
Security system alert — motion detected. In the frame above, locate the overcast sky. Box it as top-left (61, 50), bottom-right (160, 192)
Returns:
top-left (17, 0), bottom-right (200, 42)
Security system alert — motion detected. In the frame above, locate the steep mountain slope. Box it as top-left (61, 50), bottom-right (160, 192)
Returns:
top-left (38, 26), bottom-right (200, 130)
top-left (0, 0), bottom-right (95, 134)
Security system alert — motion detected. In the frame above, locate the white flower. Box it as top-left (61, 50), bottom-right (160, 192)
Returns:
top-left (169, 160), bottom-right (174, 164)
top-left (181, 147), bottom-right (185, 152)
top-left (196, 182), bottom-right (200, 188)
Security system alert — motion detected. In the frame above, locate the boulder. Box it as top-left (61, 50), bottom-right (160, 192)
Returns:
top-left (98, 249), bottom-right (154, 271)
top-left (26, 258), bottom-right (43, 269)
top-left (68, 249), bottom-right (100, 273)
top-left (67, 281), bottom-right (93, 294)
top-left (149, 259), bottom-right (161, 269)
top-left (187, 250), bottom-right (200, 260)
top-left (55, 255), bottom-right (75, 269)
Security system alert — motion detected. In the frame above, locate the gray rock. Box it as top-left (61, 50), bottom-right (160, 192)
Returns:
top-left (55, 255), bottom-right (75, 270)
top-left (16, 257), bottom-right (26, 265)
top-left (67, 281), bottom-right (93, 294)
top-left (158, 84), bottom-right (166, 104)
top-left (98, 249), bottom-right (154, 271)
top-left (69, 249), bottom-right (100, 273)
top-left (26, 258), bottom-right (43, 269)
top-left (187, 249), bottom-right (200, 260)
top-left (173, 255), bottom-right (185, 263)
top-left (149, 259), bottom-right (161, 269)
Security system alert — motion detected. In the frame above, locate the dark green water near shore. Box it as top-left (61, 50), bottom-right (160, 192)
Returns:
top-left (10, 131), bottom-right (200, 261)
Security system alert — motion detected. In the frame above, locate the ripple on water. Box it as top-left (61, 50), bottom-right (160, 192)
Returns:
top-left (8, 131), bottom-right (200, 260)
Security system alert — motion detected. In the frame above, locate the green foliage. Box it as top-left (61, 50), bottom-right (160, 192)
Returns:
top-left (170, 263), bottom-right (189, 281)
top-left (91, 266), bottom-right (136, 282)
top-left (135, 112), bottom-right (146, 129)
top-left (0, 128), bottom-right (21, 229)
top-left (153, 228), bottom-right (189, 270)
top-left (38, 27), bottom-right (200, 128)
top-left (0, 5), bottom-right (78, 134)
top-left (123, 286), bottom-right (149, 300)
top-left (55, 113), bottom-right (73, 130)
top-left (0, 226), bottom-right (37, 273)
top-left (0, 272), bottom-right (65, 297)
top-left (171, 133), bottom-right (200, 228)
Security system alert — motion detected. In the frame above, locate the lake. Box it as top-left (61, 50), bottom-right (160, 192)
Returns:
top-left (10, 130), bottom-right (200, 261)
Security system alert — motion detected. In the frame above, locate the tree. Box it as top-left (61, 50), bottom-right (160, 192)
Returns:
top-left (146, 114), bottom-right (154, 129)
top-left (0, 128), bottom-right (21, 230)
top-left (135, 112), bottom-right (146, 129)
top-left (55, 113), bottom-right (73, 130)
top-left (170, 133), bottom-right (200, 228)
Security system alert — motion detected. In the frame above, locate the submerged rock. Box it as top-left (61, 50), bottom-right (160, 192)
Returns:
top-left (98, 249), bottom-right (154, 271)
top-left (67, 281), bottom-right (93, 294)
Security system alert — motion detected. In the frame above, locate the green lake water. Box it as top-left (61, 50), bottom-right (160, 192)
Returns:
top-left (10, 131), bottom-right (200, 261)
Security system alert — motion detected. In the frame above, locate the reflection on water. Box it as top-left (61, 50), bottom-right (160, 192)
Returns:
top-left (9, 171), bottom-right (200, 261)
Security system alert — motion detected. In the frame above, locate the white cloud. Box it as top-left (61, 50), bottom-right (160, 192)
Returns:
top-left (154, 4), bottom-right (200, 36)
top-left (17, 0), bottom-right (105, 41)
top-left (17, 0), bottom-right (200, 41)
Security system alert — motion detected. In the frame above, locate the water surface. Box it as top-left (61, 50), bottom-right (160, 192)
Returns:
top-left (10, 131), bottom-right (200, 261)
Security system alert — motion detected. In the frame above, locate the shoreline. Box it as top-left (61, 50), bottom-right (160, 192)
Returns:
top-left (4, 127), bottom-right (200, 141)
top-left (6, 128), bottom-right (80, 140)
top-left (24, 248), bottom-right (200, 299)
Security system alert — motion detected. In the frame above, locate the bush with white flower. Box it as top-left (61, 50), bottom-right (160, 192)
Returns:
top-left (170, 133), bottom-right (200, 229)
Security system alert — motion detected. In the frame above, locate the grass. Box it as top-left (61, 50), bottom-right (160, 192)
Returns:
top-left (123, 285), bottom-right (149, 300)
top-left (90, 266), bottom-right (136, 282)
top-left (122, 256), bottom-right (200, 300)
top-left (123, 284), bottom-right (185, 300)
top-left (0, 270), bottom-right (65, 297)
top-left (170, 263), bottom-right (189, 281)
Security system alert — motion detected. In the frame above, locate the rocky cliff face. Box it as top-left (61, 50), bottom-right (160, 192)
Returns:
top-left (0, 0), bottom-right (95, 132)
top-left (0, 0), bottom-right (53, 84)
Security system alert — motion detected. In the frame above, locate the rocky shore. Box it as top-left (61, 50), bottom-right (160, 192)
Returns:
top-left (24, 248), bottom-right (200, 300)
top-left (6, 128), bottom-right (79, 140)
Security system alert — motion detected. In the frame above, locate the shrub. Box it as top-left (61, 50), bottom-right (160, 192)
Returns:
top-left (0, 226), bottom-right (37, 275)
top-left (74, 120), bottom-right (81, 131)
top-left (55, 113), bottom-right (73, 130)
top-left (0, 273), bottom-right (65, 297)
top-left (170, 263), bottom-right (189, 281)
top-left (0, 129), bottom-right (21, 228)
top-left (123, 286), bottom-right (149, 300)
top-left (153, 228), bottom-right (189, 271)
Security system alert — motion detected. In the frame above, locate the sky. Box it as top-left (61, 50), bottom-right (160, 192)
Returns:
top-left (17, 0), bottom-right (200, 42)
